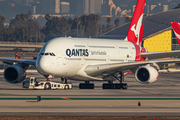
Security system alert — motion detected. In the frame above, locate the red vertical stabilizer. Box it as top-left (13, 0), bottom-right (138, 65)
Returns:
top-left (171, 21), bottom-right (180, 46)
top-left (125, 0), bottom-right (146, 45)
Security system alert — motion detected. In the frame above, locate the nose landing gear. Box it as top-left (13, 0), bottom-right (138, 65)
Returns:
top-left (44, 75), bottom-right (53, 81)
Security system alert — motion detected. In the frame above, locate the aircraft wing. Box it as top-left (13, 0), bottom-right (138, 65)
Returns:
top-left (84, 59), bottom-right (180, 77)
top-left (0, 57), bottom-right (36, 66)
top-left (140, 50), bottom-right (180, 60)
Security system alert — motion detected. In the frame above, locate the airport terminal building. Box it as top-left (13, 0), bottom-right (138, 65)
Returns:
top-left (99, 8), bottom-right (180, 52)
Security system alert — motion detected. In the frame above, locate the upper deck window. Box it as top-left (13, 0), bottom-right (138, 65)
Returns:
top-left (89, 46), bottom-right (115, 48)
top-left (119, 47), bottom-right (128, 49)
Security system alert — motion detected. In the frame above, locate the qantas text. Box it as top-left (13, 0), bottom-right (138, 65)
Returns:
top-left (66, 49), bottom-right (89, 57)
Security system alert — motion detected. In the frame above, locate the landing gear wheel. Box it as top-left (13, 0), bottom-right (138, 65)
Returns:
top-left (102, 83), bottom-right (128, 89)
top-left (102, 83), bottom-right (115, 89)
top-left (79, 83), bottom-right (94, 89)
top-left (64, 85), bottom-right (69, 90)
top-left (44, 83), bottom-right (51, 90)
top-left (122, 83), bottom-right (128, 89)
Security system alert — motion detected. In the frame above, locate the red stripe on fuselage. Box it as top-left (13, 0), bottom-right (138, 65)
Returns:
top-left (134, 44), bottom-right (146, 61)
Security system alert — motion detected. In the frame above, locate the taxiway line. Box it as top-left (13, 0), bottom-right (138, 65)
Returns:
top-left (1, 97), bottom-right (180, 100)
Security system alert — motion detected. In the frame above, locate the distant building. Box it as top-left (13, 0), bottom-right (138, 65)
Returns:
top-left (90, 0), bottom-right (95, 14)
top-left (36, 0), bottom-right (63, 14)
top-left (33, 6), bottom-right (36, 14)
top-left (101, 0), bottom-right (110, 15)
top-left (69, 0), bottom-right (84, 16)
top-left (36, 0), bottom-right (55, 14)
top-left (94, 0), bottom-right (102, 14)
top-left (163, 5), bottom-right (168, 12)
top-left (60, 2), bottom-right (70, 13)
top-left (84, 0), bottom-right (89, 15)
top-left (76, 0), bottom-right (84, 16)
top-left (55, 0), bottom-right (60, 14)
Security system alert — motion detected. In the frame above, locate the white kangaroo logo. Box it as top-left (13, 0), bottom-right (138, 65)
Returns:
top-left (125, 14), bottom-right (143, 45)
top-left (131, 14), bottom-right (143, 45)
top-left (174, 31), bottom-right (180, 39)
top-left (173, 23), bottom-right (180, 39)
top-left (131, 24), bottom-right (138, 38)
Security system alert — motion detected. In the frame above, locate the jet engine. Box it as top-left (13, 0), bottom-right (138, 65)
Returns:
top-left (4, 65), bottom-right (26, 83)
top-left (135, 65), bottom-right (159, 84)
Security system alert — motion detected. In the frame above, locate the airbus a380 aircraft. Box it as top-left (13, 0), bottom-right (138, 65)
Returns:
top-left (1, 0), bottom-right (180, 89)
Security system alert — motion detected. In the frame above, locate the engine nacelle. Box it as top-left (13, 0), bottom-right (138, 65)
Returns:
top-left (4, 65), bottom-right (26, 83)
top-left (135, 65), bottom-right (159, 84)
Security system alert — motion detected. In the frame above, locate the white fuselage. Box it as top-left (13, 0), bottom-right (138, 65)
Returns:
top-left (36, 37), bottom-right (137, 81)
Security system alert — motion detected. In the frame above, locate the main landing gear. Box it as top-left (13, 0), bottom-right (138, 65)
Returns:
top-left (79, 81), bottom-right (94, 89)
top-left (102, 72), bottom-right (128, 89)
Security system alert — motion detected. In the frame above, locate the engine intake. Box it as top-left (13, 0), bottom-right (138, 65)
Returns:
top-left (4, 65), bottom-right (26, 83)
top-left (135, 65), bottom-right (159, 84)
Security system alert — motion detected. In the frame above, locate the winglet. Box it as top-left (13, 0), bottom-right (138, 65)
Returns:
top-left (170, 21), bottom-right (180, 46)
top-left (125, 0), bottom-right (146, 45)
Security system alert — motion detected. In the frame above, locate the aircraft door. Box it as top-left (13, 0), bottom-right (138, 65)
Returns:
top-left (56, 53), bottom-right (67, 66)
top-left (62, 54), bottom-right (67, 65)
top-left (129, 46), bottom-right (136, 61)
top-left (81, 57), bottom-right (85, 66)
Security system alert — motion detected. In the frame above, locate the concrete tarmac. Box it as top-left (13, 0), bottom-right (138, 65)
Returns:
top-left (0, 72), bottom-right (180, 116)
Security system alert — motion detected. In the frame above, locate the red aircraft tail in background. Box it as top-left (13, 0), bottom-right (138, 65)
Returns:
top-left (170, 21), bottom-right (180, 46)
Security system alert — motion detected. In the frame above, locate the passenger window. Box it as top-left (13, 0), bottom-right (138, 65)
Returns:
top-left (45, 53), bottom-right (49, 55)
top-left (40, 53), bottom-right (44, 55)
top-left (58, 85), bottom-right (60, 87)
top-left (54, 85), bottom-right (56, 87)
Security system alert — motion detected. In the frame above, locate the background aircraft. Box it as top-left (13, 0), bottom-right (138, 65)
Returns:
top-left (171, 21), bottom-right (180, 46)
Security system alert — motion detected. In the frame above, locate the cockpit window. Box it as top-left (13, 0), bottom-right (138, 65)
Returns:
top-left (50, 53), bottom-right (56, 56)
top-left (40, 53), bottom-right (56, 56)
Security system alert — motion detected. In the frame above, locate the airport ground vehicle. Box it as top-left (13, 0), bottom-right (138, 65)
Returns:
top-left (22, 77), bottom-right (72, 90)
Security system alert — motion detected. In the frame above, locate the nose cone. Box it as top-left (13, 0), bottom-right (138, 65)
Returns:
top-left (36, 57), bottom-right (50, 75)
